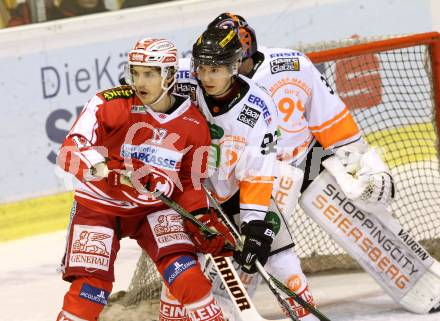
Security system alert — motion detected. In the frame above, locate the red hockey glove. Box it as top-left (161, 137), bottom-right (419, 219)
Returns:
top-left (184, 208), bottom-right (236, 256)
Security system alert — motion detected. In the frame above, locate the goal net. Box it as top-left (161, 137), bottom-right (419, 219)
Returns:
top-left (99, 31), bottom-right (440, 320)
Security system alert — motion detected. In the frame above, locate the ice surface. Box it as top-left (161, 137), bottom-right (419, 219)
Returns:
top-left (1, 232), bottom-right (439, 321)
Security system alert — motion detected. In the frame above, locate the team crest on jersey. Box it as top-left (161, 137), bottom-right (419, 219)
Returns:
top-left (151, 128), bottom-right (168, 144)
top-left (69, 225), bottom-right (113, 271)
top-left (147, 210), bottom-right (193, 249)
top-left (265, 211), bottom-right (281, 235)
top-left (237, 104), bottom-right (260, 128)
top-left (122, 167), bottom-right (176, 205)
top-left (270, 57), bottom-right (300, 74)
top-left (208, 122), bottom-right (224, 139)
top-left (102, 87), bottom-right (135, 101)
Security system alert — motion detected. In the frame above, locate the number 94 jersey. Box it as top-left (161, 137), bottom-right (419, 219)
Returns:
top-left (250, 47), bottom-right (360, 164)
top-left (196, 75), bottom-right (279, 223)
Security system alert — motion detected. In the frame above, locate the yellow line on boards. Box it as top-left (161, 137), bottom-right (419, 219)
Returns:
top-left (0, 192), bottom-right (73, 242)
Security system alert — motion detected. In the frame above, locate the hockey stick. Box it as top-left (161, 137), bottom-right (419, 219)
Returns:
top-left (200, 187), bottom-right (300, 321)
top-left (153, 191), bottom-right (291, 320)
top-left (205, 254), bottom-right (291, 321)
top-left (269, 195), bottom-right (333, 321)
top-left (202, 185), bottom-right (332, 321)
top-left (151, 189), bottom-right (299, 321)
top-left (117, 176), bottom-right (230, 247)
top-left (119, 175), bottom-right (284, 319)
top-left (151, 191), bottom-right (225, 239)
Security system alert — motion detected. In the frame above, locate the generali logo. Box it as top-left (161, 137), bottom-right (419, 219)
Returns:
top-left (154, 214), bottom-right (185, 236)
top-left (69, 225), bottom-right (113, 271)
top-left (72, 230), bottom-right (111, 256)
top-left (148, 212), bottom-right (192, 247)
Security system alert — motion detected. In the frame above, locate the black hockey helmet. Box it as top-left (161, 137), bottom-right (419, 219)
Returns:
top-left (192, 26), bottom-right (243, 68)
top-left (207, 13), bottom-right (258, 59)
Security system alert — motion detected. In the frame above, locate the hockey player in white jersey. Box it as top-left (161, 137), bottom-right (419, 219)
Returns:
top-left (206, 12), bottom-right (440, 315)
top-left (175, 26), bottom-right (320, 321)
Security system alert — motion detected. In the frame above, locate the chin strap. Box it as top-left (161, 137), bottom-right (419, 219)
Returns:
top-left (149, 73), bottom-right (177, 107)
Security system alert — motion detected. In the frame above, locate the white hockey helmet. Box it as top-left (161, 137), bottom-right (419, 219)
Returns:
top-left (125, 38), bottom-right (179, 88)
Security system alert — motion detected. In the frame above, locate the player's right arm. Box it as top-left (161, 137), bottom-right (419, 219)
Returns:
top-left (304, 54), bottom-right (361, 149)
top-left (57, 95), bottom-right (108, 182)
top-left (302, 57), bottom-right (394, 208)
top-left (174, 110), bottom-right (235, 256)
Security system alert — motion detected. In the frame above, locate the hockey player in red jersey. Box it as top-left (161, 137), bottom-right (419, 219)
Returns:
top-left (55, 37), bottom-right (234, 321)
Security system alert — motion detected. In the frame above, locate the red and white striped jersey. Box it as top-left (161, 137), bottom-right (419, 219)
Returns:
top-left (58, 85), bottom-right (210, 216)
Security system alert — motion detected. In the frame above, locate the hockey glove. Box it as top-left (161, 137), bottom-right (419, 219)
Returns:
top-left (184, 208), bottom-right (236, 256)
top-left (90, 161), bottom-right (129, 187)
top-left (327, 141), bottom-right (395, 212)
top-left (104, 160), bottom-right (134, 189)
top-left (91, 160), bottom-right (152, 200)
top-left (125, 159), bottom-right (158, 193)
top-left (104, 159), bottom-right (157, 192)
top-left (90, 160), bottom-right (139, 200)
top-left (234, 220), bottom-right (275, 274)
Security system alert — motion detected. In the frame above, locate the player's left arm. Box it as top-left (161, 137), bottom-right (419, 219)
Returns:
top-left (305, 57), bottom-right (361, 149)
top-left (234, 97), bottom-right (278, 272)
top-left (174, 116), bottom-right (236, 256)
top-left (323, 139), bottom-right (395, 213)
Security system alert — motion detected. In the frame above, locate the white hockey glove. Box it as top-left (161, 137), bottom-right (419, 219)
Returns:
top-left (90, 161), bottom-right (133, 187)
top-left (323, 141), bottom-right (394, 213)
top-left (90, 162), bottom-right (110, 178)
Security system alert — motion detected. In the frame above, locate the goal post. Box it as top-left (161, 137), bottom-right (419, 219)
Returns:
top-left (99, 32), bottom-right (440, 320)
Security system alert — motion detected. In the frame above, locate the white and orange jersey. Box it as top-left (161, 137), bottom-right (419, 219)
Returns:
top-left (57, 85), bottom-right (210, 216)
top-left (249, 47), bottom-right (361, 164)
top-left (193, 75), bottom-right (278, 224)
